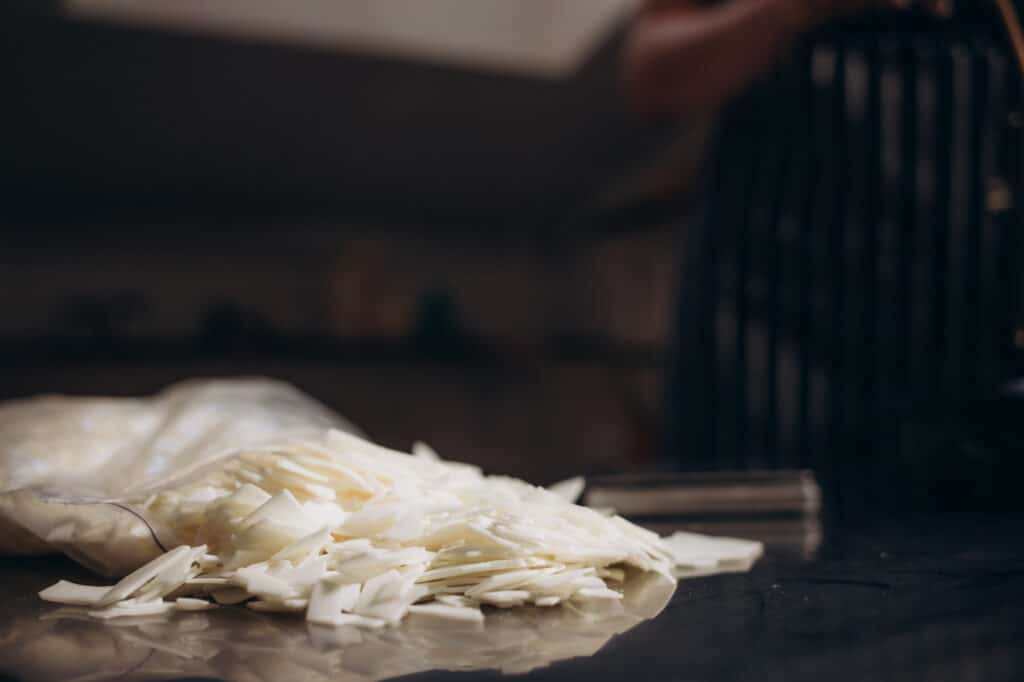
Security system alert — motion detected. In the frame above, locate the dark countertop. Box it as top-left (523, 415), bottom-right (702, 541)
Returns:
top-left (1, 516), bottom-right (1022, 682)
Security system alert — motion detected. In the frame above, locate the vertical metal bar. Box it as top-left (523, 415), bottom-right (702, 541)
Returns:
top-left (664, 120), bottom-right (731, 472)
top-left (738, 69), bottom-right (790, 472)
top-left (910, 41), bottom-right (938, 401)
top-left (806, 43), bottom-right (841, 510)
top-left (833, 39), bottom-right (873, 519)
top-left (859, 34), bottom-right (882, 510)
top-left (801, 43), bottom-right (835, 472)
top-left (929, 47), bottom-right (953, 398)
top-left (875, 37), bottom-right (906, 512)
top-left (961, 41), bottom-right (987, 395)
top-left (877, 38), bottom-right (902, 423)
top-left (838, 42), bottom-right (869, 519)
top-left (698, 129), bottom-right (725, 468)
top-left (713, 124), bottom-right (744, 471)
top-left (898, 38), bottom-right (918, 397)
top-left (827, 41), bottom-right (849, 515)
top-left (713, 106), bottom-right (763, 472)
top-left (1000, 63), bottom-right (1024, 378)
top-left (944, 44), bottom-right (972, 395)
top-left (734, 115), bottom-right (761, 470)
top-left (783, 44), bottom-right (816, 471)
top-left (978, 48), bottom-right (1009, 388)
top-left (797, 61), bottom-right (814, 471)
top-left (764, 67), bottom-right (797, 471)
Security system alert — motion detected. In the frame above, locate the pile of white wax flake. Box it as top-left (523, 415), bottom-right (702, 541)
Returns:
top-left (39, 429), bottom-right (762, 626)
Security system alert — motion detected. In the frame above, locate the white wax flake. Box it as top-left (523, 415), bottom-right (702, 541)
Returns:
top-left (224, 484), bottom-right (272, 509)
top-left (286, 478), bottom-right (338, 502)
top-left (417, 559), bottom-right (529, 583)
top-left (212, 588), bottom-right (251, 605)
top-left (38, 581), bottom-right (110, 606)
top-left (231, 519), bottom-right (315, 561)
top-left (331, 547), bottom-right (433, 585)
top-left (98, 545), bottom-right (206, 607)
top-left (186, 577), bottom-right (230, 586)
top-left (478, 590), bottom-right (530, 607)
top-left (270, 526), bottom-right (331, 564)
top-left (236, 469), bottom-right (265, 485)
top-left (301, 500), bottom-right (348, 528)
top-left (133, 545), bottom-right (205, 602)
top-left (307, 581), bottom-right (361, 625)
top-left (435, 594), bottom-right (477, 608)
top-left (310, 612), bottom-right (387, 629)
top-left (353, 570), bottom-right (402, 613)
top-left (464, 568), bottom-right (554, 598)
top-left (520, 569), bottom-right (595, 599)
top-left (407, 603), bottom-right (485, 622)
top-left (239, 490), bottom-right (316, 533)
top-left (268, 556), bottom-right (329, 593)
top-left (663, 531), bottom-right (764, 569)
top-left (417, 521), bottom-right (522, 554)
top-left (273, 457), bottom-right (331, 483)
top-left (348, 569), bottom-right (432, 624)
top-left (88, 599), bottom-right (177, 619)
top-left (327, 538), bottom-right (374, 558)
top-left (247, 597), bottom-right (308, 612)
top-left (547, 476), bottom-right (586, 504)
top-left (411, 441), bottom-right (441, 461)
top-left (597, 567), bottom-right (626, 582)
top-left (574, 587), bottom-right (623, 601)
top-left (233, 564), bottom-right (297, 600)
top-left (197, 553), bottom-right (222, 569)
top-left (35, 425), bottom-right (761, 629)
top-left (291, 452), bottom-right (381, 495)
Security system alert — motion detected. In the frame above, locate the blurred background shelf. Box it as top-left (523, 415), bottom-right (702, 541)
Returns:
top-left (0, 224), bottom-right (679, 486)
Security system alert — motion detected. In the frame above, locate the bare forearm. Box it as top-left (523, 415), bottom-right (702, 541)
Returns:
top-left (623, 0), bottom-right (809, 115)
top-left (623, 0), bottom-right (947, 116)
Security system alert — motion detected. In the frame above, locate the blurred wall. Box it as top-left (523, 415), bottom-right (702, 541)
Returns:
top-left (0, 6), bottom-right (693, 483)
top-left (0, 226), bottom-right (676, 485)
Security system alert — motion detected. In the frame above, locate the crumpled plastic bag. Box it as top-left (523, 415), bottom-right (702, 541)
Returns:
top-left (0, 378), bottom-right (359, 576)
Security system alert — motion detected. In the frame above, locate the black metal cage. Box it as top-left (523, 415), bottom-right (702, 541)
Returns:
top-left (666, 9), bottom-right (1023, 520)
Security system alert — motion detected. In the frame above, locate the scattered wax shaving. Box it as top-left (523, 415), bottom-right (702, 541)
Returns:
top-left (38, 581), bottom-right (110, 607)
top-left (408, 603), bottom-right (486, 622)
top-left (547, 476), bottom-right (586, 504)
top-left (175, 597), bottom-right (217, 611)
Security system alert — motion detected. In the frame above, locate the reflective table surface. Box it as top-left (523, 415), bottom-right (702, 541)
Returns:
top-left (1, 517), bottom-right (1022, 682)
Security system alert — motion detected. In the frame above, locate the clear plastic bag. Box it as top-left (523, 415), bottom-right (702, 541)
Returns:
top-left (0, 378), bottom-right (359, 576)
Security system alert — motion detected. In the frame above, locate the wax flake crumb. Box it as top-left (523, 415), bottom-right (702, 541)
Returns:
top-left (212, 588), bottom-right (251, 605)
top-left (478, 590), bottom-right (530, 607)
top-left (37, 430), bottom-right (762, 628)
top-left (89, 599), bottom-right (177, 619)
top-left (38, 581), bottom-right (109, 607)
top-left (408, 603), bottom-right (485, 622)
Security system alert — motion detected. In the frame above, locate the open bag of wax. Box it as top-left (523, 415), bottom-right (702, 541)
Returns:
top-left (0, 379), bottom-right (355, 575)
top-left (0, 378), bottom-right (762, 627)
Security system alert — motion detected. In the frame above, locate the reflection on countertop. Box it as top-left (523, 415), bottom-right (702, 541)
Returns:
top-left (2, 519), bottom-right (1022, 682)
top-left (0, 570), bottom-right (676, 682)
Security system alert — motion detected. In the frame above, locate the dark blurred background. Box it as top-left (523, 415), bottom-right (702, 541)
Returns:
top-left (1, 0), bottom-right (685, 488)
top-left (1, 0), bottom-right (1022, 524)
